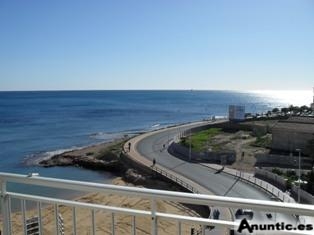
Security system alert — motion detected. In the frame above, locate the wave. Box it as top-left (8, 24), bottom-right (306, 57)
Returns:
top-left (151, 123), bottom-right (160, 128)
top-left (89, 132), bottom-right (122, 140)
top-left (150, 121), bottom-right (186, 130)
top-left (89, 131), bottom-right (139, 140)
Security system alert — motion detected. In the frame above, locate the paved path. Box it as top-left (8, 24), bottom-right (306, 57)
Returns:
top-left (124, 121), bottom-right (298, 234)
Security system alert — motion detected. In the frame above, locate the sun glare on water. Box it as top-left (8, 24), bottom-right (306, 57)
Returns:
top-left (252, 90), bottom-right (313, 107)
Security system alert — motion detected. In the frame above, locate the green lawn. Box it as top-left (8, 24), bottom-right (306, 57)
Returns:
top-left (180, 128), bottom-right (222, 151)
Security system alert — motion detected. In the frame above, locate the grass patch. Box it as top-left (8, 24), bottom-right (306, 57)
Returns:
top-left (251, 134), bottom-right (271, 148)
top-left (180, 128), bottom-right (222, 152)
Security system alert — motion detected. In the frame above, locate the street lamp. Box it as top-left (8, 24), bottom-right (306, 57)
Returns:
top-left (189, 129), bottom-right (192, 161)
top-left (296, 148), bottom-right (301, 203)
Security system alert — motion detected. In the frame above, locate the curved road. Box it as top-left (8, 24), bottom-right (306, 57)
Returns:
top-left (129, 121), bottom-right (297, 234)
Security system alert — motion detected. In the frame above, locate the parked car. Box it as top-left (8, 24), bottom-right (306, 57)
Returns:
top-left (235, 209), bottom-right (254, 220)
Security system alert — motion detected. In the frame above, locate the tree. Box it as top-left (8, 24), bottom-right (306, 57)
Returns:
top-left (300, 105), bottom-right (309, 113)
top-left (292, 106), bottom-right (300, 114)
top-left (272, 108), bottom-right (279, 113)
top-left (281, 107), bottom-right (288, 115)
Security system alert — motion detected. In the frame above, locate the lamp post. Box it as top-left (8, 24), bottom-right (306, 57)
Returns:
top-left (296, 148), bottom-right (301, 203)
top-left (189, 129), bottom-right (192, 161)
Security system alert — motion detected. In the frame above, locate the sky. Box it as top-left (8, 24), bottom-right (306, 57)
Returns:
top-left (0, 0), bottom-right (313, 91)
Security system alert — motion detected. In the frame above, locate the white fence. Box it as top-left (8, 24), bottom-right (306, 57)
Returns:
top-left (152, 166), bottom-right (200, 194)
top-left (1, 172), bottom-right (314, 235)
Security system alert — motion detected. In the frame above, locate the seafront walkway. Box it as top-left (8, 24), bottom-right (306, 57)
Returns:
top-left (123, 120), bottom-right (234, 235)
top-left (123, 120), bottom-right (294, 203)
top-left (124, 121), bottom-right (214, 194)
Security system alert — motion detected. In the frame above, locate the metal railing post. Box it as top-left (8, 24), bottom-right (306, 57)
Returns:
top-left (111, 213), bottom-right (115, 235)
top-left (151, 198), bottom-right (157, 235)
top-left (132, 216), bottom-right (136, 235)
top-left (1, 180), bottom-right (11, 235)
top-left (38, 202), bottom-right (43, 235)
top-left (177, 221), bottom-right (181, 235)
top-left (202, 224), bottom-right (206, 235)
top-left (72, 207), bottom-right (77, 234)
top-left (54, 204), bottom-right (59, 235)
top-left (92, 209), bottom-right (96, 235)
top-left (21, 199), bottom-right (26, 235)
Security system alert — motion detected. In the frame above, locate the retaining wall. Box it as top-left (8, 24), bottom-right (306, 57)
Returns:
top-left (255, 153), bottom-right (312, 169)
top-left (168, 142), bottom-right (235, 164)
top-left (254, 168), bottom-right (287, 191)
top-left (291, 185), bottom-right (314, 204)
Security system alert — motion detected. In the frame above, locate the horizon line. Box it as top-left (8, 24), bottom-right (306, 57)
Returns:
top-left (0, 88), bottom-right (312, 92)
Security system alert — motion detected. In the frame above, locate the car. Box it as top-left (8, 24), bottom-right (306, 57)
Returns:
top-left (235, 209), bottom-right (254, 220)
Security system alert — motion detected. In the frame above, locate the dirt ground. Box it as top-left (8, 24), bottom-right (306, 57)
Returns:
top-left (208, 130), bottom-right (269, 172)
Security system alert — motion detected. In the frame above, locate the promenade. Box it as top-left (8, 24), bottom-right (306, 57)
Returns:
top-left (123, 121), bottom-right (233, 235)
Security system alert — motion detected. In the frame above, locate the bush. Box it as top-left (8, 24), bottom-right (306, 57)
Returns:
top-left (272, 168), bottom-right (283, 175)
top-left (252, 134), bottom-right (271, 148)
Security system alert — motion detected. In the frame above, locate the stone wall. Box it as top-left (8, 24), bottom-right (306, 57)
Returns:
top-left (255, 168), bottom-right (287, 191)
top-left (168, 142), bottom-right (236, 164)
top-left (255, 153), bottom-right (312, 169)
top-left (291, 185), bottom-right (314, 204)
top-left (120, 152), bottom-right (154, 175)
top-left (271, 129), bottom-right (313, 155)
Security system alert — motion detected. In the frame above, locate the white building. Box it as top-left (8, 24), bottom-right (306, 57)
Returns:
top-left (229, 105), bottom-right (245, 121)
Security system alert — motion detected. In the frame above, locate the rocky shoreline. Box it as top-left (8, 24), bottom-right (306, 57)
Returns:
top-left (39, 139), bottom-right (125, 172)
top-left (40, 154), bottom-right (122, 171)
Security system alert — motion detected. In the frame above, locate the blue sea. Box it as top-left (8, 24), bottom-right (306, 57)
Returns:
top-left (0, 90), bottom-right (309, 187)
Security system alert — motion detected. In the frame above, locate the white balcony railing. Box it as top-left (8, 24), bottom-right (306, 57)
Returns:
top-left (1, 172), bottom-right (314, 235)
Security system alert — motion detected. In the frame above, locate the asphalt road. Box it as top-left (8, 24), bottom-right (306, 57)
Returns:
top-left (134, 122), bottom-right (298, 234)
